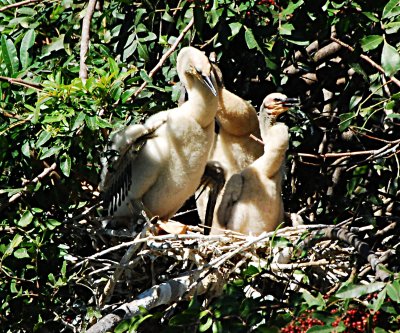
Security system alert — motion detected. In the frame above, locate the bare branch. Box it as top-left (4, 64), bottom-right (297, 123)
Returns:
top-left (0, 0), bottom-right (41, 13)
top-left (79, 0), bottom-right (97, 81)
top-left (331, 37), bottom-right (400, 88)
top-left (3, 163), bottom-right (57, 206)
top-left (0, 75), bottom-right (42, 90)
top-left (131, 17), bottom-right (195, 100)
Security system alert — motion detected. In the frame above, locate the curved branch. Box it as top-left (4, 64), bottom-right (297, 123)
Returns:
top-left (79, 0), bottom-right (97, 81)
top-left (331, 37), bottom-right (400, 88)
top-left (0, 0), bottom-right (41, 12)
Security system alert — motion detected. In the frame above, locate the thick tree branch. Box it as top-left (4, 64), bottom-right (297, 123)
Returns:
top-left (86, 269), bottom-right (222, 333)
top-left (79, 0), bottom-right (97, 81)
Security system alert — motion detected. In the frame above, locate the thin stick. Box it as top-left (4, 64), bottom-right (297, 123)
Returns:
top-left (294, 138), bottom-right (400, 160)
top-left (0, 75), bottom-right (42, 90)
top-left (331, 37), bottom-right (400, 88)
top-left (5, 163), bottom-right (57, 205)
top-left (131, 17), bottom-right (194, 100)
top-left (79, 0), bottom-right (97, 81)
top-left (0, 0), bottom-right (41, 12)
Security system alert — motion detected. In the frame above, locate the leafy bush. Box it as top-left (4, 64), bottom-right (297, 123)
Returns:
top-left (1, 0), bottom-right (399, 332)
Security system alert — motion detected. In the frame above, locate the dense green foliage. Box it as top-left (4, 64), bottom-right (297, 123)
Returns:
top-left (1, 0), bottom-right (400, 332)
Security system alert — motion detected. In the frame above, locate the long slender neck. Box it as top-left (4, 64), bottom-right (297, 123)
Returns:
top-left (259, 113), bottom-right (276, 144)
top-left (217, 88), bottom-right (260, 136)
top-left (185, 79), bottom-right (218, 128)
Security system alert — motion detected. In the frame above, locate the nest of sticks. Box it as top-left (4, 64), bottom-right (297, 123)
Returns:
top-left (70, 213), bottom-right (397, 333)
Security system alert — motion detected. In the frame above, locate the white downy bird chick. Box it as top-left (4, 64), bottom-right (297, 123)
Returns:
top-left (213, 93), bottom-right (298, 235)
top-left (100, 46), bottom-right (220, 227)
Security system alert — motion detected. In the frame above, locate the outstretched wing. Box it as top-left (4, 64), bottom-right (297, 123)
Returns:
top-left (100, 118), bottom-right (166, 215)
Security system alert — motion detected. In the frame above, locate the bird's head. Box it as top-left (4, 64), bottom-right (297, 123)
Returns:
top-left (259, 93), bottom-right (300, 127)
top-left (177, 47), bottom-right (218, 96)
top-left (260, 93), bottom-right (299, 117)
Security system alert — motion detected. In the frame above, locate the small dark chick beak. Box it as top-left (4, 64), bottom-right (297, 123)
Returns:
top-left (281, 97), bottom-right (300, 107)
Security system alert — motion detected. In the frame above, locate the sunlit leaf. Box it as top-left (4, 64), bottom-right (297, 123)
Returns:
top-left (1, 35), bottom-right (19, 76)
top-left (14, 248), bottom-right (30, 259)
top-left (20, 29), bottom-right (36, 68)
top-left (381, 41), bottom-right (400, 76)
top-left (244, 28), bottom-right (259, 49)
top-left (60, 154), bottom-right (71, 177)
top-left (360, 35), bottom-right (383, 52)
top-left (382, 0), bottom-right (400, 19)
top-left (336, 282), bottom-right (385, 299)
top-left (17, 210), bottom-right (34, 227)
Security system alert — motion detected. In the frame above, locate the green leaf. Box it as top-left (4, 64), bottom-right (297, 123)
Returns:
top-left (335, 282), bottom-right (385, 299)
top-left (17, 210), bottom-right (34, 227)
top-left (20, 29), bottom-right (36, 68)
top-left (382, 0), bottom-right (400, 19)
top-left (41, 35), bottom-right (65, 58)
top-left (1, 35), bottom-right (19, 76)
top-left (307, 323), bottom-right (345, 332)
top-left (199, 316), bottom-right (213, 332)
top-left (4, 234), bottom-right (23, 257)
top-left (46, 219), bottom-right (62, 230)
top-left (386, 280), bottom-right (400, 302)
top-left (229, 22), bottom-right (242, 38)
top-left (36, 130), bottom-right (52, 148)
top-left (370, 288), bottom-right (387, 312)
top-left (381, 41), bottom-right (400, 76)
top-left (60, 154), bottom-right (71, 177)
top-left (108, 57), bottom-right (119, 76)
top-left (14, 248), bottom-right (30, 259)
top-left (302, 290), bottom-right (326, 308)
top-left (40, 146), bottom-right (62, 160)
top-left (360, 35), bottom-right (383, 52)
top-left (244, 28), bottom-right (259, 50)
top-left (280, 23), bottom-right (295, 36)
top-left (338, 112), bottom-right (355, 131)
top-left (71, 111), bottom-right (86, 131)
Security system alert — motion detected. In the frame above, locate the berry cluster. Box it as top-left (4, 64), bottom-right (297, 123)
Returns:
top-left (281, 311), bottom-right (324, 333)
top-left (332, 308), bottom-right (379, 332)
top-left (281, 307), bottom-right (381, 333)
top-left (256, 0), bottom-right (276, 5)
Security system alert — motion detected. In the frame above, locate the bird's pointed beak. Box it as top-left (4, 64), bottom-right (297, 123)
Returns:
top-left (201, 74), bottom-right (218, 96)
top-left (282, 97), bottom-right (300, 107)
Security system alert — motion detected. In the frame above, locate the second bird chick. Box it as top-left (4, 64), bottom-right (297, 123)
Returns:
top-left (213, 93), bottom-right (298, 235)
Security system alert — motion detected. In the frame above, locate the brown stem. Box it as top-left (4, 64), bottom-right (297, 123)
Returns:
top-left (0, 0), bottom-right (41, 12)
top-left (0, 75), bottom-right (42, 90)
top-left (331, 37), bottom-right (400, 88)
top-left (79, 0), bottom-right (97, 81)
